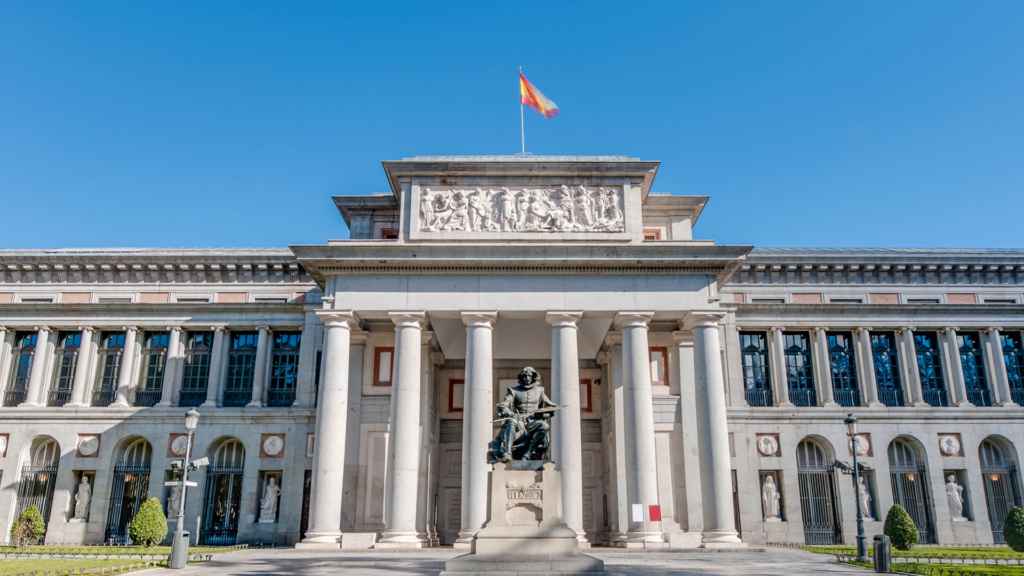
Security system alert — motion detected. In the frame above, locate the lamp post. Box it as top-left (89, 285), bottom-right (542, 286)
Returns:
top-left (170, 409), bottom-right (202, 569)
top-left (845, 413), bottom-right (869, 563)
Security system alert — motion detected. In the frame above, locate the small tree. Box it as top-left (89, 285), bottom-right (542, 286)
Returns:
top-left (1004, 506), bottom-right (1024, 553)
top-left (10, 505), bottom-right (46, 550)
top-left (128, 497), bottom-right (167, 547)
top-left (884, 504), bottom-right (919, 551)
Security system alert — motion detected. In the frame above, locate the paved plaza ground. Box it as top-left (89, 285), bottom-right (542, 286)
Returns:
top-left (168, 547), bottom-right (864, 576)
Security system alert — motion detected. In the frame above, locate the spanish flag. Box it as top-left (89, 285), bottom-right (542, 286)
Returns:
top-left (520, 70), bottom-right (559, 119)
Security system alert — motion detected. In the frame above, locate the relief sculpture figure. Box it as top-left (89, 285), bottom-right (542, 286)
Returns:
top-left (488, 367), bottom-right (563, 463)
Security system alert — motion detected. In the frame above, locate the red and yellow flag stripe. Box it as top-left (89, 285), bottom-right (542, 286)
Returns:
top-left (520, 72), bottom-right (559, 118)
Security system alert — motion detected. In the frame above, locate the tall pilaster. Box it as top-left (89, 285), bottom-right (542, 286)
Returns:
top-left (982, 328), bottom-right (1017, 406)
top-left (940, 327), bottom-right (973, 407)
top-left (853, 327), bottom-right (882, 407)
top-left (111, 326), bottom-right (139, 407)
top-left (417, 336), bottom-right (442, 546)
top-left (202, 326), bottom-right (227, 407)
top-left (810, 327), bottom-right (836, 406)
top-left (248, 325), bottom-right (271, 407)
top-left (20, 326), bottom-right (52, 407)
top-left (456, 311), bottom-right (497, 549)
top-left (897, 327), bottom-right (927, 406)
top-left (768, 326), bottom-right (793, 406)
top-left (298, 310), bottom-right (361, 548)
top-left (379, 311), bottom-right (429, 548)
top-left (688, 313), bottom-right (744, 547)
top-left (547, 311), bottom-right (588, 547)
top-left (615, 311), bottom-right (662, 545)
top-left (66, 327), bottom-right (96, 407)
top-left (157, 327), bottom-right (183, 407)
top-left (0, 328), bottom-right (13, 398)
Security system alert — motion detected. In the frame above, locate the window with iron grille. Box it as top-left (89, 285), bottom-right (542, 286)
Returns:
top-left (223, 332), bottom-right (258, 407)
top-left (739, 332), bottom-right (773, 407)
top-left (135, 332), bottom-right (168, 407)
top-left (267, 332), bottom-right (301, 407)
top-left (47, 331), bottom-right (81, 407)
top-left (871, 332), bottom-right (904, 406)
top-left (914, 333), bottom-right (948, 407)
top-left (4, 332), bottom-right (37, 407)
top-left (92, 331), bottom-right (125, 407)
top-left (827, 333), bottom-right (860, 407)
top-left (179, 332), bottom-right (212, 407)
top-left (958, 332), bottom-right (991, 406)
top-left (784, 332), bottom-right (816, 406)
top-left (1002, 333), bottom-right (1024, 405)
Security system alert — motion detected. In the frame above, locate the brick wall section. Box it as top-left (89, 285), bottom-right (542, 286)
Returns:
top-left (869, 293), bottom-right (900, 304)
top-left (216, 292), bottom-right (248, 303)
top-left (946, 293), bottom-right (978, 304)
top-left (139, 292), bottom-right (169, 303)
top-left (60, 293), bottom-right (91, 303)
top-left (792, 293), bottom-right (823, 304)
top-left (733, 293), bottom-right (745, 304)
top-left (0, 293), bottom-right (15, 303)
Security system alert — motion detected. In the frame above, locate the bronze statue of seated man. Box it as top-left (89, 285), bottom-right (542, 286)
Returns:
top-left (488, 366), bottom-right (559, 462)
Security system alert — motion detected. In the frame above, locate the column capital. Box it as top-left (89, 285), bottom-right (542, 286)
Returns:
top-left (545, 311), bottom-right (583, 328)
top-left (78, 325), bottom-right (96, 333)
top-left (389, 311), bottom-right (429, 330)
top-left (938, 326), bottom-right (960, 335)
top-left (255, 325), bottom-right (271, 332)
top-left (316, 310), bottom-right (362, 330)
top-left (613, 311), bottom-right (654, 330)
top-left (210, 324), bottom-right (229, 333)
top-left (981, 326), bottom-right (1003, 335)
top-left (852, 326), bottom-right (873, 334)
top-left (681, 311), bottom-right (726, 330)
top-left (461, 311), bottom-right (497, 328)
top-left (122, 325), bottom-right (139, 333)
top-left (810, 326), bottom-right (829, 334)
top-left (769, 325), bottom-right (785, 334)
top-left (166, 325), bottom-right (183, 333)
top-left (595, 350), bottom-right (611, 366)
top-left (34, 325), bottom-right (52, 333)
top-left (895, 325), bottom-right (915, 334)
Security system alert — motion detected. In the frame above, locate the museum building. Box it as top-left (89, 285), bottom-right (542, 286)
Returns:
top-left (1, 156), bottom-right (1023, 549)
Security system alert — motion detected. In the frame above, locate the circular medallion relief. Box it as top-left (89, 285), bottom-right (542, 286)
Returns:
top-left (0, 436), bottom-right (7, 456)
top-left (262, 436), bottom-right (284, 457)
top-left (170, 436), bottom-right (189, 457)
top-left (849, 435), bottom-right (870, 457)
top-left (78, 436), bottom-right (99, 456)
top-left (757, 435), bottom-right (779, 456)
top-left (939, 435), bottom-right (961, 456)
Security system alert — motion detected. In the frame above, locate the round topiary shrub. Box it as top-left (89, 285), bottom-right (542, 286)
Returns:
top-left (884, 504), bottom-right (919, 551)
top-left (129, 497), bottom-right (168, 547)
top-left (1004, 506), bottom-right (1024, 553)
top-left (10, 505), bottom-right (46, 550)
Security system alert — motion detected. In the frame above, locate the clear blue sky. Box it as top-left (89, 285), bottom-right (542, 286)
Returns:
top-left (2, 2), bottom-right (1022, 249)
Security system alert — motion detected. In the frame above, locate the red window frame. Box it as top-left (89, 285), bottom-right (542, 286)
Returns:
top-left (448, 379), bottom-right (465, 413)
top-left (373, 347), bottom-right (395, 386)
top-left (649, 346), bottom-right (669, 386)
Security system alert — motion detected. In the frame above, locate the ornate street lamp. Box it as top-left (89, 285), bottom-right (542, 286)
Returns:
top-left (170, 409), bottom-right (207, 569)
top-left (844, 414), bottom-right (869, 563)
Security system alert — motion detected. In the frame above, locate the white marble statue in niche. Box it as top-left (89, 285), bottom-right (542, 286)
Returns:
top-left (946, 474), bottom-right (967, 521)
top-left (71, 476), bottom-right (92, 522)
top-left (167, 484), bottom-right (182, 519)
top-left (259, 477), bottom-right (281, 523)
top-left (762, 475), bottom-right (781, 522)
top-left (858, 476), bottom-right (873, 520)
top-left (419, 185), bottom-right (624, 233)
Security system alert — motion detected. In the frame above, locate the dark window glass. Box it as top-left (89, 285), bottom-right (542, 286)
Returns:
top-left (47, 331), bottom-right (81, 407)
top-left (223, 332), bottom-right (257, 407)
top-left (1003, 333), bottom-right (1024, 405)
top-left (179, 332), bottom-right (212, 407)
top-left (314, 350), bottom-right (322, 408)
top-left (135, 332), bottom-right (168, 407)
top-left (958, 332), bottom-right (991, 406)
top-left (784, 332), bottom-right (816, 406)
top-left (92, 331), bottom-right (125, 407)
top-left (4, 332), bottom-right (38, 407)
top-left (914, 333), bottom-right (948, 407)
top-left (739, 332), bottom-right (773, 406)
top-left (828, 333), bottom-right (859, 407)
top-left (267, 332), bottom-right (301, 407)
top-left (871, 332), bottom-right (904, 406)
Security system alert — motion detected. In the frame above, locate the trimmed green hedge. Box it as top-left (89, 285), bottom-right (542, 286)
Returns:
top-left (1004, 506), bottom-right (1024, 553)
top-left (128, 498), bottom-right (167, 547)
top-left (10, 506), bottom-right (46, 550)
top-left (884, 504), bottom-right (920, 551)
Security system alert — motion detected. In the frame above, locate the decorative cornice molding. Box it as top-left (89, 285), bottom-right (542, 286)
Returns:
top-left (733, 254), bottom-right (1024, 287)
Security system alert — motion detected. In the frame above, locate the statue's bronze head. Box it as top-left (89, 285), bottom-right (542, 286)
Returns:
top-left (518, 367), bottom-right (541, 389)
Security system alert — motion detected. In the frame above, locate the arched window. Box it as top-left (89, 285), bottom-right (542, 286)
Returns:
top-left (979, 439), bottom-right (1022, 544)
top-left (888, 438), bottom-right (934, 543)
top-left (106, 439), bottom-right (153, 543)
top-left (202, 439), bottom-right (246, 544)
top-left (796, 439), bottom-right (841, 544)
top-left (17, 438), bottom-right (61, 539)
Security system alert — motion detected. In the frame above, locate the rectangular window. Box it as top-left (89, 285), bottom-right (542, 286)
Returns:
top-left (135, 331), bottom-right (168, 407)
top-left (752, 298), bottom-right (786, 304)
top-left (47, 331), bottom-right (81, 407)
top-left (829, 298), bottom-right (864, 304)
top-left (381, 229), bottom-right (399, 239)
top-left (373, 347), bottom-right (395, 386)
top-left (179, 332), bottom-right (212, 407)
top-left (92, 331), bottom-right (125, 407)
top-left (97, 297), bottom-right (132, 303)
top-left (957, 332), bottom-right (991, 406)
top-left (314, 350), bottom-right (322, 408)
top-left (914, 333), bottom-right (948, 407)
top-left (827, 332), bottom-right (860, 407)
top-left (223, 331), bottom-right (258, 407)
top-left (448, 379), bottom-right (464, 412)
top-left (985, 299), bottom-right (1017, 304)
top-left (4, 331), bottom-right (38, 407)
top-left (1002, 333), bottom-right (1024, 405)
top-left (267, 332), bottom-right (301, 407)
top-left (580, 379), bottom-right (593, 413)
top-left (907, 298), bottom-right (941, 304)
top-left (642, 229), bottom-right (661, 241)
top-left (871, 332), bottom-right (904, 406)
top-left (739, 332), bottom-right (773, 406)
top-left (649, 347), bottom-right (668, 386)
top-left (784, 332), bottom-right (816, 406)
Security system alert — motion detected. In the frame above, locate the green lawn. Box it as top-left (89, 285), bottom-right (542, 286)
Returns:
top-left (0, 546), bottom-right (230, 557)
top-left (802, 545), bottom-right (1024, 559)
top-left (0, 558), bottom-right (167, 576)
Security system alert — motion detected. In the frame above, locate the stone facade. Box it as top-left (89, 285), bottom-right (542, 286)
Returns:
top-left (0, 157), bottom-right (1022, 549)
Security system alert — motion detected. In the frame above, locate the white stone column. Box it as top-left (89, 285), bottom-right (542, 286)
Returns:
top-left (854, 327), bottom-right (883, 407)
top-left (615, 311), bottom-right (663, 544)
top-left (248, 325), bottom-right (271, 407)
top-left (298, 310), bottom-right (361, 548)
top-left (202, 326), bottom-right (227, 407)
top-left (379, 311), bottom-right (429, 548)
top-left (111, 326), bottom-right (140, 407)
top-left (547, 311), bottom-right (588, 547)
top-left (768, 326), bottom-right (793, 406)
top-left (688, 312), bottom-right (744, 547)
top-left (982, 328), bottom-right (1017, 406)
top-left (157, 326), bottom-right (183, 407)
top-left (66, 327), bottom-right (96, 408)
top-left (20, 326), bottom-right (52, 407)
top-left (456, 311), bottom-right (497, 549)
top-left (939, 327), bottom-right (973, 407)
top-left (0, 327), bottom-right (13, 397)
top-left (417, 336), bottom-right (442, 546)
top-left (810, 327), bottom-right (836, 406)
top-left (897, 327), bottom-right (927, 406)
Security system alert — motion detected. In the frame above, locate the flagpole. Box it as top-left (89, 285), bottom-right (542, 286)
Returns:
top-left (519, 66), bottom-right (525, 155)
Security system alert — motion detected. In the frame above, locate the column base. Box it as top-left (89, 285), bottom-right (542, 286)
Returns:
top-left (998, 401), bottom-right (1020, 407)
top-left (17, 401), bottom-right (42, 407)
top-left (622, 529), bottom-right (665, 546)
top-left (777, 401), bottom-right (794, 407)
top-left (954, 401), bottom-right (976, 408)
top-left (200, 400), bottom-right (218, 407)
top-left (820, 401), bottom-right (839, 407)
top-left (110, 400), bottom-right (131, 408)
top-left (64, 401), bottom-right (87, 408)
top-left (911, 401), bottom-right (931, 407)
top-left (246, 401), bottom-right (264, 408)
top-left (155, 400), bottom-right (173, 407)
top-left (866, 401), bottom-right (885, 408)
top-left (701, 530), bottom-right (745, 548)
top-left (295, 531), bottom-right (342, 549)
top-left (375, 530), bottom-right (429, 548)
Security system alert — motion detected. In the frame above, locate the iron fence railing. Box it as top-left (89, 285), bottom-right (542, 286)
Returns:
top-left (790, 388), bottom-right (817, 407)
top-left (922, 388), bottom-right (949, 407)
top-left (47, 389), bottom-right (72, 407)
top-left (222, 390), bottom-right (251, 407)
top-left (4, 389), bottom-right (27, 407)
top-left (266, 389), bottom-right (295, 407)
top-left (967, 388), bottom-right (992, 407)
top-left (132, 390), bottom-right (162, 407)
top-left (833, 389), bottom-right (860, 407)
top-left (178, 390), bottom-right (207, 407)
top-left (92, 389), bottom-right (117, 407)
top-left (879, 387), bottom-right (905, 407)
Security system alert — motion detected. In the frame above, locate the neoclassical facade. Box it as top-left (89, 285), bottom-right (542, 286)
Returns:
top-left (1, 157), bottom-right (1022, 549)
